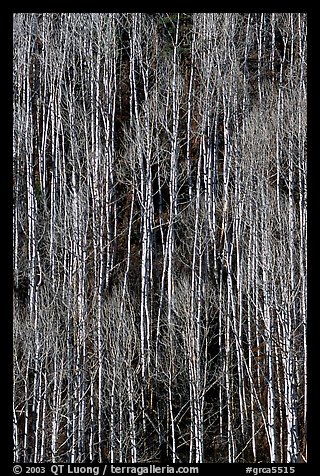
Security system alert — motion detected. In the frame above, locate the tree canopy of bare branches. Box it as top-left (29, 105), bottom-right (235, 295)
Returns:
top-left (13, 12), bottom-right (307, 464)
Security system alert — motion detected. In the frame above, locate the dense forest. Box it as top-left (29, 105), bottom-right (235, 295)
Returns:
top-left (13, 13), bottom-right (307, 464)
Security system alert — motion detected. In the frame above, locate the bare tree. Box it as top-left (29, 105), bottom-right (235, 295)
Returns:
top-left (13, 12), bottom-right (307, 464)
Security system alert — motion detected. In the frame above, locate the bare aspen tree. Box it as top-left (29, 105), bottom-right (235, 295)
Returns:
top-left (13, 12), bottom-right (307, 464)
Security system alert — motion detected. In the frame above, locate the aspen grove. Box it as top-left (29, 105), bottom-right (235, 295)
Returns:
top-left (13, 13), bottom-right (307, 464)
